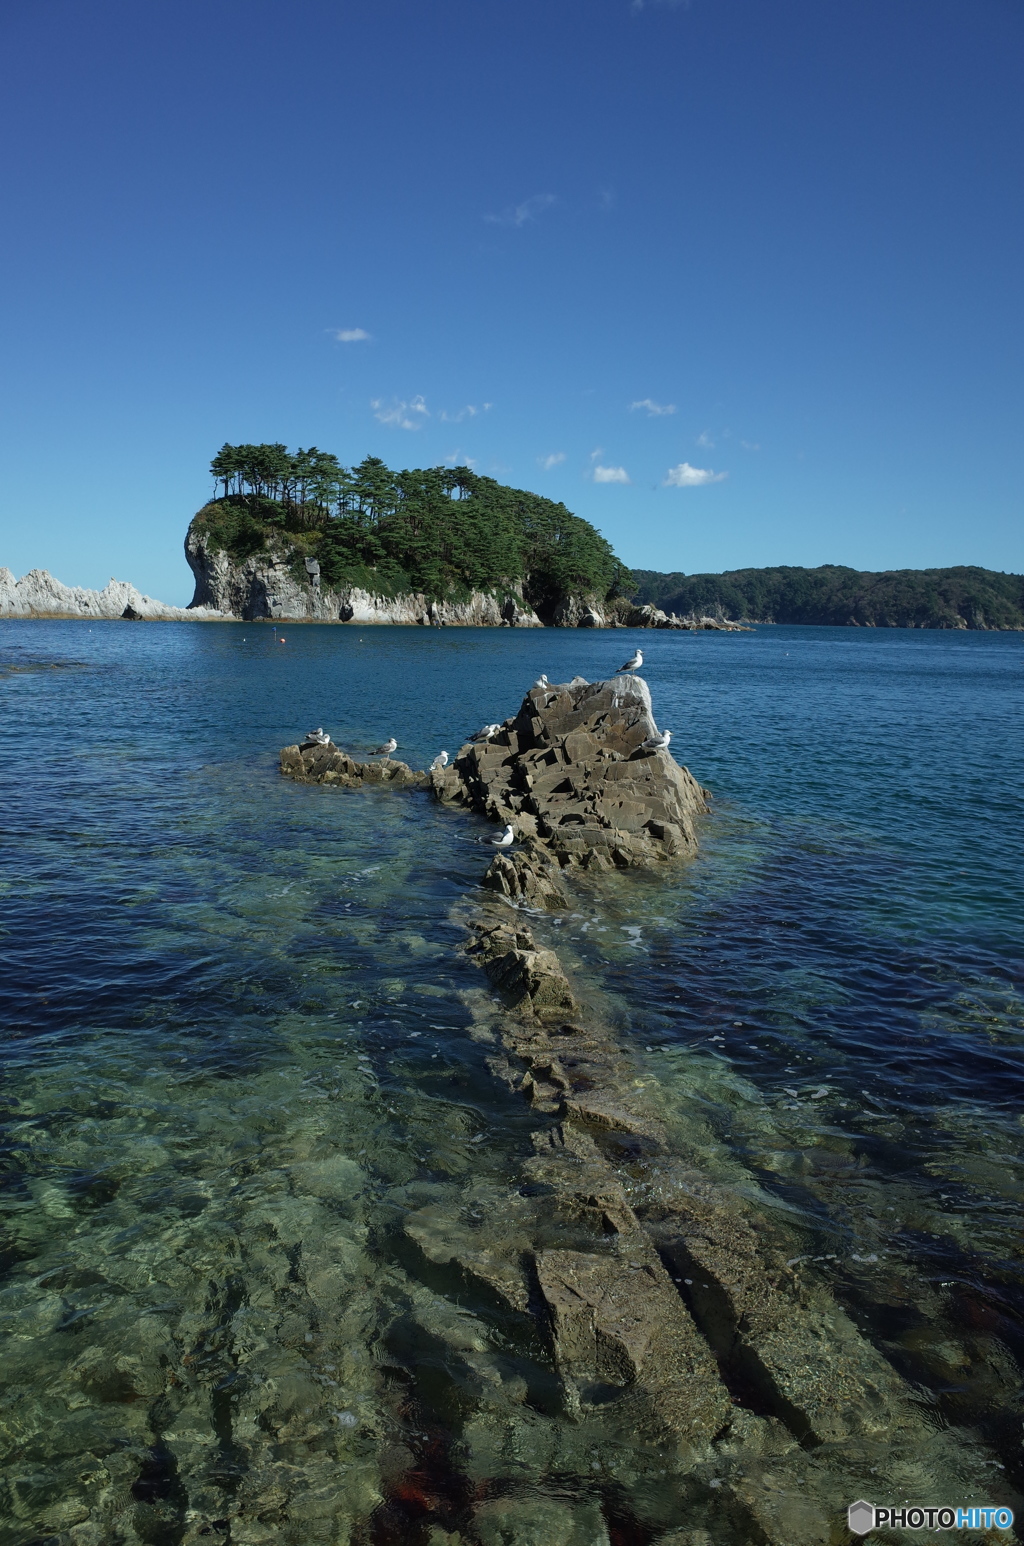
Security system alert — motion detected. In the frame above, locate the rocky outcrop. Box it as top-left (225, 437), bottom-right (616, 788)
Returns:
top-left (431, 674), bottom-right (709, 907)
top-left (622, 601), bottom-right (750, 630)
top-left (272, 679), bottom-right (1016, 1543)
top-left (279, 741), bottom-right (427, 789)
top-left (185, 526), bottom-right (544, 626)
top-left (0, 567), bottom-right (226, 621)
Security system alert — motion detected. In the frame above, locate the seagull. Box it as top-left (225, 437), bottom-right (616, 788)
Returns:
top-left (489, 823), bottom-right (516, 848)
top-left (373, 737), bottom-right (398, 759)
top-left (642, 729), bottom-right (672, 751)
top-left (532, 674), bottom-right (550, 689)
top-left (430, 750), bottom-right (449, 771)
top-left (469, 723), bottom-right (501, 742)
top-left (616, 648), bottom-right (643, 674)
top-left (304, 727), bottom-right (331, 746)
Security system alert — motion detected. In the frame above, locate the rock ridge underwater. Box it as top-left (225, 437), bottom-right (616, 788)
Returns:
top-left (277, 675), bottom-right (1018, 1543)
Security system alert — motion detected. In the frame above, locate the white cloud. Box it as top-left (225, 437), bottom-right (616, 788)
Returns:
top-left (484, 193), bottom-right (557, 228)
top-left (444, 451), bottom-right (478, 469)
top-left (631, 398), bottom-right (676, 417)
top-left (663, 462), bottom-right (727, 488)
top-left (332, 327), bottom-right (370, 343)
top-left (696, 430), bottom-right (714, 448)
top-left (593, 465), bottom-right (631, 484)
top-left (589, 447), bottom-right (604, 461)
top-left (539, 452), bottom-right (566, 471)
top-left (371, 395), bottom-right (429, 430)
top-left (439, 403), bottom-right (491, 423)
top-left (741, 439), bottom-right (761, 451)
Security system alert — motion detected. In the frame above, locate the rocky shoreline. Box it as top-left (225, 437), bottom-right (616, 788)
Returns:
top-left (278, 677), bottom-right (1013, 1543)
top-left (0, 567), bottom-right (226, 621)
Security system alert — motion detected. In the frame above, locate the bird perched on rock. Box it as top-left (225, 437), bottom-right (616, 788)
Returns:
top-left (304, 727), bottom-right (331, 746)
top-left (489, 823), bottom-right (516, 847)
top-left (532, 674), bottom-right (550, 689)
top-left (616, 648), bottom-right (643, 674)
top-left (373, 737), bottom-right (398, 759)
top-left (470, 723), bottom-right (501, 742)
top-left (641, 729), bottom-right (672, 751)
top-left (430, 750), bottom-right (449, 772)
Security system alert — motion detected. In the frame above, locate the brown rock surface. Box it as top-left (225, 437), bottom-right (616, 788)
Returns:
top-left (432, 674), bottom-right (709, 906)
top-left (280, 741), bottom-right (427, 788)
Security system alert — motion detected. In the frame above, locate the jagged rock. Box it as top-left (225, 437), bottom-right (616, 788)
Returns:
top-left (280, 742), bottom-right (427, 788)
top-left (467, 920), bottom-right (578, 1020)
top-left (0, 567), bottom-right (226, 621)
top-left (432, 674), bottom-right (709, 897)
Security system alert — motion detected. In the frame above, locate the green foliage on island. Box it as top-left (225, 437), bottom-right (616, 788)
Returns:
top-left (630, 564), bottom-right (1024, 631)
top-left (193, 444), bottom-right (631, 613)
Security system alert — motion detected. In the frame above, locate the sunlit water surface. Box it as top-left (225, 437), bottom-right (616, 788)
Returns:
top-left (1, 620), bottom-right (1022, 1544)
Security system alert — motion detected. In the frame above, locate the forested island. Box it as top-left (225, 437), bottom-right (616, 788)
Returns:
top-left (190, 443), bottom-right (630, 624)
top-left (632, 564), bottom-right (1024, 631)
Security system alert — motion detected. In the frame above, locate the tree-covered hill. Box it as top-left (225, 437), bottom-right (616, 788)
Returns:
top-left (631, 564), bottom-right (1024, 630)
top-left (192, 444), bottom-right (631, 618)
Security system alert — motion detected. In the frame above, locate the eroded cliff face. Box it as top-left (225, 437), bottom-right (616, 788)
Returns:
top-left (0, 567), bottom-right (226, 621)
top-left (185, 525), bottom-right (545, 626)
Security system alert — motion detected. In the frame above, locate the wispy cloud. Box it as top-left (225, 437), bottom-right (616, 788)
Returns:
top-left (593, 465), bottom-right (631, 484)
top-left (696, 429), bottom-right (714, 448)
top-left (663, 462), bottom-right (727, 488)
top-left (539, 452), bottom-right (566, 471)
top-left (444, 451), bottom-right (477, 469)
top-left (631, 398), bottom-right (676, 417)
top-left (589, 447), bottom-right (604, 461)
top-left (741, 440), bottom-right (761, 451)
top-left (332, 327), bottom-right (371, 343)
top-left (371, 395), bottom-right (429, 430)
top-left (439, 403), bottom-right (492, 423)
top-left (484, 193), bottom-right (557, 228)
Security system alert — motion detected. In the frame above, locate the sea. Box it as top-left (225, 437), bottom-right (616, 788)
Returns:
top-left (1, 619), bottom-right (1022, 1545)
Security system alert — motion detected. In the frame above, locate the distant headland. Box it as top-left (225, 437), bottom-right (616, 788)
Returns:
top-left (632, 564), bottom-right (1024, 631)
top-left (3, 443), bottom-right (1020, 628)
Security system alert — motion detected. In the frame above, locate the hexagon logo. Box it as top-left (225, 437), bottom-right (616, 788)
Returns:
top-left (848, 1500), bottom-right (875, 1535)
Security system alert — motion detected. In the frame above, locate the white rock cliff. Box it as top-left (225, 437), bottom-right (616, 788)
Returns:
top-left (0, 568), bottom-right (226, 621)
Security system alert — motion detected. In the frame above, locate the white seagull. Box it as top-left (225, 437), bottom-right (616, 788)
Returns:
top-left (532, 674), bottom-right (550, 689)
top-left (489, 823), bottom-right (516, 847)
top-left (430, 750), bottom-right (449, 772)
top-left (470, 723), bottom-right (502, 742)
top-left (616, 648), bottom-right (644, 674)
top-left (373, 737), bottom-right (398, 759)
top-left (304, 727), bottom-right (331, 746)
top-left (642, 729), bottom-right (672, 751)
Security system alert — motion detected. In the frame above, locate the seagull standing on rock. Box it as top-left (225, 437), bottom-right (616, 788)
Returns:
top-left (430, 750), bottom-right (449, 772)
top-left (304, 728), bottom-right (331, 746)
top-left (489, 823), bottom-right (516, 848)
top-left (642, 729), bottom-right (672, 751)
top-left (470, 723), bottom-right (502, 742)
top-left (373, 737), bottom-right (398, 759)
top-left (532, 674), bottom-right (550, 689)
top-left (616, 648), bottom-right (643, 674)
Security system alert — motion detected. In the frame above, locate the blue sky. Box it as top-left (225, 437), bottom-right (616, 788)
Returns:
top-left (1, 0), bottom-right (1021, 603)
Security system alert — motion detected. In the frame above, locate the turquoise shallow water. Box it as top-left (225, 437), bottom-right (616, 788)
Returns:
top-left (1, 620), bottom-right (1022, 1544)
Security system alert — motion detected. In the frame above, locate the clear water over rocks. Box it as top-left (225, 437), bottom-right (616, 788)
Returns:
top-left (1, 621), bottom-right (1021, 1544)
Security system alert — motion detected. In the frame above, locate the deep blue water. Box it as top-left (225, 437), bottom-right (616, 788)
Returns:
top-left (1, 619), bottom-right (1022, 1543)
